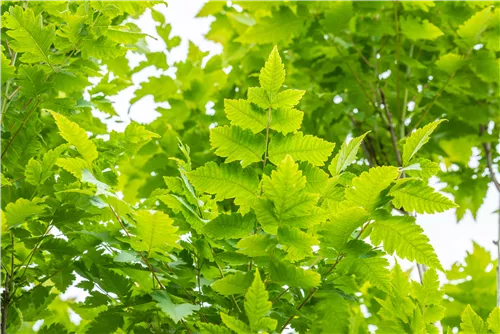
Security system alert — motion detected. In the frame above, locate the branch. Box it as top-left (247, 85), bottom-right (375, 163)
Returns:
top-left (380, 88), bottom-right (402, 167)
top-left (480, 125), bottom-right (500, 192)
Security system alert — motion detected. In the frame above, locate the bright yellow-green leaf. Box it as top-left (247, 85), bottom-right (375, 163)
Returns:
top-left (51, 111), bottom-right (98, 165)
top-left (210, 125), bottom-right (266, 167)
top-left (403, 119), bottom-right (444, 165)
top-left (268, 132), bottom-right (335, 166)
top-left (345, 166), bottom-right (400, 211)
top-left (132, 210), bottom-right (179, 254)
top-left (259, 46), bottom-right (285, 99)
top-left (390, 179), bottom-right (458, 214)
top-left (224, 99), bottom-right (267, 134)
top-left (329, 131), bottom-right (369, 176)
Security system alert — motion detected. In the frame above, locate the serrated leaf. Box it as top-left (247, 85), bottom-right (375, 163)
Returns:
top-left (236, 8), bottom-right (304, 45)
top-left (1, 174), bottom-right (12, 187)
top-left (220, 313), bottom-right (250, 334)
top-left (224, 99), bottom-right (267, 134)
top-left (345, 166), bottom-right (399, 211)
top-left (132, 210), bottom-right (178, 254)
top-left (245, 270), bottom-right (277, 332)
top-left (237, 234), bottom-right (277, 257)
top-left (203, 213), bottom-right (255, 240)
top-left (460, 305), bottom-right (487, 334)
top-left (390, 179), bottom-right (458, 214)
top-left (329, 132), bottom-right (369, 176)
top-left (210, 125), bottom-right (266, 167)
top-left (3, 6), bottom-right (55, 65)
top-left (457, 6), bottom-right (495, 44)
top-left (436, 53), bottom-right (467, 74)
top-left (56, 157), bottom-right (88, 179)
top-left (278, 226), bottom-right (318, 262)
top-left (271, 108), bottom-right (304, 135)
top-left (404, 158), bottom-right (440, 179)
top-left (403, 120), bottom-right (444, 165)
top-left (268, 132), bottom-right (335, 166)
top-left (272, 89), bottom-right (305, 109)
top-left (17, 64), bottom-right (50, 98)
top-left (1, 48), bottom-right (15, 84)
top-left (248, 87), bottom-right (270, 109)
top-left (25, 158), bottom-right (42, 186)
top-left (259, 46), bottom-right (285, 99)
top-left (413, 268), bottom-right (443, 306)
top-left (212, 272), bottom-right (254, 296)
top-left (320, 205), bottom-right (369, 252)
top-left (487, 308), bottom-right (500, 333)
top-left (51, 111), bottom-right (98, 165)
top-left (345, 253), bottom-right (392, 293)
top-left (153, 290), bottom-right (200, 324)
top-left (401, 16), bottom-right (443, 40)
top-left (370, 212), bottom-right (442, 270)
top-left (257, 155), bottom-right (326, 233)
top-left (5, 197), bottom-right (45, 227)
top-left (270, 259), bottom-right (321, 289)
top-left (197, 323), bottom-right (233, 334)
top-left (80, 36), bottom-right (125, 60)
top-left (188, 162), bottom-right (259, 214)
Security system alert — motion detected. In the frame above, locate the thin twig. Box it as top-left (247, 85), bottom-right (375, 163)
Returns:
top-left (380, 88), bottom-right (402, 167)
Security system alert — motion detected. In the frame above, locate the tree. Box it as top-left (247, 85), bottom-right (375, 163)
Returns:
top-left (0, 1), bottom-right (499, 333)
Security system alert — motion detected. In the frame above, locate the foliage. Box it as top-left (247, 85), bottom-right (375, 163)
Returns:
top-left (0, 1), bottom-right (499, 334)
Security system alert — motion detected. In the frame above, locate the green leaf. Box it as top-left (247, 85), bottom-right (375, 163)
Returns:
top-left (328, 132), bottom-right (369, 176)
top-left (404, 158), bottom-right (440, 179)
top-left (470, 50), bottom-right (500, 83)
top-left (210, 125), bottom-right (266, 167)
top-left (237, 234), bottom-right (277, 257)
top-left (271, 108), bottom-right (304, 135)
top-left (132, 210), bottom-right (178, 254)
top-left (270, 259), bottom-right (321, 289)
top-left (224, 98), bottom-right (267, 134)
top-left (1, 173), bottom-right (12, 187)
top-left (278, 226), bottom-right (318, 262)
top-left (212, 272), bottom-right (254, 296)
top-left (5, 197), bottom-right (45, 227)
top-left (236, 8), bottom-right (304, 45)
top-left (25, 158), bottom-right (42, 186)
top-left (3, 6), bottom-right (55, 65)
top-left (457, 6), bottom-right (496, 44)
top-left (17, 64), bottom-right (49, 98)
top-left (197, 323), bottom-right (233, 334)
top-left (390, 179), bottom-right (458, 214)
top-left (56, 157), bottom-right (88, 179)
top-left (460, 305), bottom-right (487, 334)
top-left (413, 268), bottom-right (443, 306)
top-left (403, 119), bottom-right (444, 165)
top-left (345, 166), bottom-right (399, 211)
top-left (50, 111), bottom-right (98, 165)
top-left (344, 253), bottom-right (392, 293)
top-left (436, 53), bottom-right (467, 74)
top-left (370, 212), bottom-right (442, 270)
top-left (268, 132), bottom-right (335, 166)
top-left (153, 290), bottom-right (200, 324)
top-left (188, 162), bottom-right (259, 213)
top-left (248, 87), bottom-right (270, 109)
top-left (257, 155), bottom-right (326, 233)
top-left (80, 36), bottom-right (125, 60)
top-left (245, 270), bottom-right (277, 332)
top-left (220, 313), bottom-right (250, 334)
top-left (203, 213), bottom-right (255, 240)
top-left (272, 89), bottom-right (305, 109)
top-left (321, 2), bottom-right (353, 34)
top-left (320, 205), bottom-right (369, 252)
top-left (259, 46), bottom-right (285, 99)
top-left (1, 47), bottom-right (15, 84)
top-left (487, 308), bottom-right (500, 333)
top-left (400, 16), bottom-right (443, 40)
